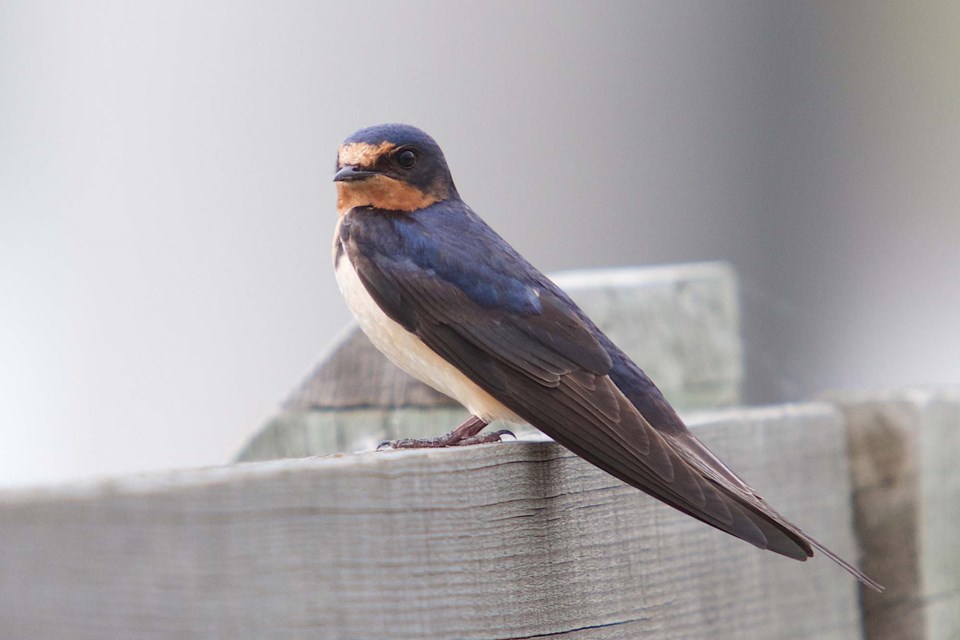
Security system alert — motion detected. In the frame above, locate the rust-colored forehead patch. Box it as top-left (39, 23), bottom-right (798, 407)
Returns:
top-left (337, 141), bottom-right (397, 168)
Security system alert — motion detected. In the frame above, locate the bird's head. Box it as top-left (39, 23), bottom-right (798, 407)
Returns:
top-left (334, 124), bottom-right (458, 214)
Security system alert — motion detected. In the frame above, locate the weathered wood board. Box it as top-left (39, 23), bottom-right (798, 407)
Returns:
top-left (829, 388), bottom-right (960, 640)
top-left (0, 404), bottom-right (863, 639)
top-left (238, 263), bottom-right (743, 461)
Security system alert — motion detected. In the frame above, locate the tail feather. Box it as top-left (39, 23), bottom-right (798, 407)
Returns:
top-left (668, 431), bottom-right (884, 592)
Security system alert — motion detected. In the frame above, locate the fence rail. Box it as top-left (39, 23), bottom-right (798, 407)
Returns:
top-left (2, 405), bottom-right (863, 639)
top-left (1, 264), bottom-right (956, 639)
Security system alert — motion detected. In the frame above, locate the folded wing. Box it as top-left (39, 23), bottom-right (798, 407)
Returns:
top-left (340, 208), bottom-right (881, 591)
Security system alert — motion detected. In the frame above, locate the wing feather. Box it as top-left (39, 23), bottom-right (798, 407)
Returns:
top-left (343, 212), bottom-right (792, 547)
top-left (340, 206), bottom-right (883, 590)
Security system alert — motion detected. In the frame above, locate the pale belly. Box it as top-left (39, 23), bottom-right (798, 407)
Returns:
top-left (334, 242), bottom-right (523, 424)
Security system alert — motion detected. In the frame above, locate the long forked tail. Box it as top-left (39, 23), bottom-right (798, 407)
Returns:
top-left (671, 431), bottom-right (885, 592)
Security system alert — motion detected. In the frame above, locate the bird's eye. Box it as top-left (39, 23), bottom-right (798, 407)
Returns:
top-left (396, 149), bottom-right (418, 169)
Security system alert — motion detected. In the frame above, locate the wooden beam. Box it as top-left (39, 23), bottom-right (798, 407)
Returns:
top-left (238, 263), bottom-right (743, 462)
top-left (0, 404), bottom-right (863, 639)
top-left (829, 389), bottom-right (960, 640)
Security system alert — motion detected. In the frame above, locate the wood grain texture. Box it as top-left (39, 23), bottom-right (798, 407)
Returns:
top-left (829, 388), bottom-right (960, 640)
top-left (238, 263), bottom-right (742, 462)
top-left (1, 404), bottom-right (862, 640)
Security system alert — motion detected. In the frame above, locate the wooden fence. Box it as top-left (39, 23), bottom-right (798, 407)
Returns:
top-left (1, 264), bottom-right (956, 639)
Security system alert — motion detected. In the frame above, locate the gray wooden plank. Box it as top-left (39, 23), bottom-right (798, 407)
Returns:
top-left (0, 404), bottom-right (862, 640)
top-left (238, 262), bottom-right (742, 462)
top-left (828, 388), bottom-right (960, 640)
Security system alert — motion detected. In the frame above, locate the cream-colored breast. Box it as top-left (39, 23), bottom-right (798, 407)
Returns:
top-left (334, 234), bottom-right (522, 424)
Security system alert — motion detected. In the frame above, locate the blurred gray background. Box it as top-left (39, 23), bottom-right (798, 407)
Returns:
top-left (1, 1), bottom-right (957, 487)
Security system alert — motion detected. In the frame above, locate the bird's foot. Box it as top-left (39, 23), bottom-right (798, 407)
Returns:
top-left (378, 429), bottom-right (515, 450)
top-left (377, 416), bottom-right (514, 450)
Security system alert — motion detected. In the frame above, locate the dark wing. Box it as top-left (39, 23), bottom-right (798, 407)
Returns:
top-left (340, 207), bottom-right (881, 590)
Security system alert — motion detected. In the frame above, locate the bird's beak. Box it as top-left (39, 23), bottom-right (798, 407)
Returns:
top-left (333, 165), bottom-right (379, 182)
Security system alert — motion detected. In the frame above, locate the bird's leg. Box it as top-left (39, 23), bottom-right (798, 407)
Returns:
top-left (378, 415), bottom-right (514, 450)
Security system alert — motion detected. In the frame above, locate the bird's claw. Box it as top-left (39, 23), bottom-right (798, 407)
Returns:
top-left (377, 429), bottom-right (515, 450)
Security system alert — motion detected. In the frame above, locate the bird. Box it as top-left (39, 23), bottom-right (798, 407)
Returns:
top-left (331, 123), bottom-right (882, 592)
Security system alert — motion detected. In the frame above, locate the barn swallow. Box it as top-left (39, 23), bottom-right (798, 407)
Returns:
top-left (331, 123), bottom-right (882, 592)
